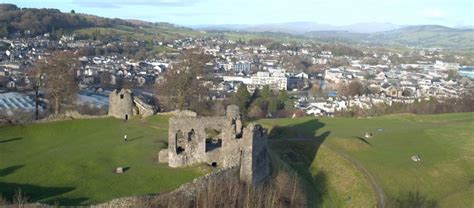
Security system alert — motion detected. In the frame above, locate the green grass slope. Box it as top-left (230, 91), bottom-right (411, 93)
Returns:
top-left (0, 117), bottom-right (208, 205)
top-left (1, 113), bottom-right (472, 207)
top-left (73, 23), bottom-right (201, 41)
top-left (261, 112), bottom-right (474, 207)
top-left (270, 140), bottom-right (378, 207)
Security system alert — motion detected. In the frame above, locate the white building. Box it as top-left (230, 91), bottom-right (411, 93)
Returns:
top-left (250, 69), bottom-right (288, 91)
top-left (433, 60), bottom-right (460, 71)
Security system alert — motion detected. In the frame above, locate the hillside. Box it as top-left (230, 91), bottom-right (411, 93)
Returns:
top-left (0, 4), bottom-right (200, 41)
top-left (261, 112), bottom-right (474, 207)
top-left (368, 25), bottom-right (474, 50)
top-left (0, 4), bottom-right (134, 37)
top-left (193, 22), bottom-right (400, 34)
top-left (306, 25), bottom-right (474, 51)
top-left (1, 3), bottom-right (473, 52)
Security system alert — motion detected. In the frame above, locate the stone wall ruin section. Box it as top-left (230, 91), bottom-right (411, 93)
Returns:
top-left (159, 105), bottom-right (270, 185)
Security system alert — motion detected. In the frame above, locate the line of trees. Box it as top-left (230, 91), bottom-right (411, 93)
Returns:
top-left (0, 3), bottom-right (133, 37)
top-left (336, 94), bottom-right (474, 117)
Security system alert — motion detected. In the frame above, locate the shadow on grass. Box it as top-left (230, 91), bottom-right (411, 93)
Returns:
top-left (354, 136), bottom-right (372, 146)
top-left (51, 197), bottom-right (89, 205)
top-left (0, 165), bottom-right (24, 177)
top-left (155, 140), bottom-right (168, 148)
top-left (269, 119), bottom-right (326, 139)
top-left (0, 137), bottom-right (23, 144)
top-left (0, 182), bottom-right (78, 205)
top-left (268, 119), bottom-right (331, 207)
top-left (128, 136), bottom-right (144, 142)
top-left (389, 191), bottom-right (439, 208)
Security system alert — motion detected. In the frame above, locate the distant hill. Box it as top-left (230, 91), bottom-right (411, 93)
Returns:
top-left (1, 3), bottom-right (473, 51)
top-left (368, 25), bottom-right (474, 50)
top-left (0, 4), bottom-right (200, 41)
top-left (192, 22), bottom-right (400, 34)
top-left (197, 22), bottom-right (474, 51)
top-left (306, 25), bottom-right (474, 51)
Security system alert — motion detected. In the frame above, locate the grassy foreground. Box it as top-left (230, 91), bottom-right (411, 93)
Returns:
top-left (261, 112), bottom-right (474, 207)
top-left (1, 113), bottom-right (472, 207)
top-left (0, 116), bottom-right (208, 205)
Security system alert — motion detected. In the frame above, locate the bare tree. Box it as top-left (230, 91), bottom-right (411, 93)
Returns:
top-left (341, 80), bottom-right (366, 96)
top-left (156, 49), bottom-right (212, 110)
top-left (14, 188), bottom-right (30, 207)
top-left (36, 51), bottom-right (79, 115)
top-left (99, 71), bottom-right (112, 88)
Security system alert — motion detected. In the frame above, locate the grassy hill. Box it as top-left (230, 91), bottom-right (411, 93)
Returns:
top-left (1, 113), bottom-right (472, 206)
top-left (261, 112), bottom-right (474, 207)
top-left (0, 116), bottom-right (209, 205)
top-left (369, 25), bottom-right (474, 51)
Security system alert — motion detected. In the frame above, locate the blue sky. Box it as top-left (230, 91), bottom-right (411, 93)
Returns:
top-left (3, 0), bottom-right (473, 26)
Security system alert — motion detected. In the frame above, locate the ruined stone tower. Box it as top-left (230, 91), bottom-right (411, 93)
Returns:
top-left (108, 89), bottom-right (136, 120)
top-left (108, 88), bottom-right (156, 120)
top-left (158, 105), bottom-right (270, 185)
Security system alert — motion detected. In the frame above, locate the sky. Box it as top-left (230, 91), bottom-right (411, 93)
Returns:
top-left (2, 0), bottom-right (473, 27)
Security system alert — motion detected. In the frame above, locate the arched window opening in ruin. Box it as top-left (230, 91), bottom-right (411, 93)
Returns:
top-left (205, 128), bottom-right (222, 152)
top-left (234, 119), bottom-right (243, 139)
top-left (125, 114), bottom-right (128, 120)
top-left (120, 94), bottom-right (124, 99)
top-left (175, 130), bottom-right (186, 154)
top-left (188, 129), bottom-right (195, 141)
top-left (211, 162), bottom-right (218, 167)
top-left (231, 119), bottom-right (236, 130)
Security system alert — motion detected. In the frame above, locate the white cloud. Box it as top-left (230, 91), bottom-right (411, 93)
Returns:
top-left (423, 8), bottom-right (445, 18)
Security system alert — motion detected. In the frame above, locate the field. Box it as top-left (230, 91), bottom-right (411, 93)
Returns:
top-left (1, 113), bottom-right (473, 206)
top-left (261, 112), bottom-right (474, 207)
top-left (0, 116), bottom-right (208, 205)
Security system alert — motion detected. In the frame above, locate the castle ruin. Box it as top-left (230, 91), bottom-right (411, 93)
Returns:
top-left (158, 105), bottom-right (270, 185)
top-left (108, 88), bottom-right (155, 120)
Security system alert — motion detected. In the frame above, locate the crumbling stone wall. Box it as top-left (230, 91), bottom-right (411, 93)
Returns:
top-left (134, 97), bottom-right (155, 117)
top-left (159, 105), bottom-right (270, 185)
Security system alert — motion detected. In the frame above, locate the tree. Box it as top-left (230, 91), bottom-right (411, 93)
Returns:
top-left (402, 89), bottom-right (412, 97)
top-left (260, 85), bottom-right (271, 100)
top-left (70, 10), bottom-right (75, 14)
top-left (26, 67), bottom-right (43, 120)
top-left (268, 97), bottom-right (279, 115)
top-left (278, 90), bottom-right (293, 110)
top-left (99, 72), bottom-right (112, 88)
top-left (156, 49), bottom-right (212, 110)
top-left (447, 70), bottom-right (458, 81)
top-left (37, 51), bottom-right (79, 115)
top-left (341, 80), bottom-right (365, 96)
top-left (231, 84), bottom-right (251, 115)
top-left (0, 24), bottom-right (8, 37)
top-left (252, 86), bottom-right (272, 113)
